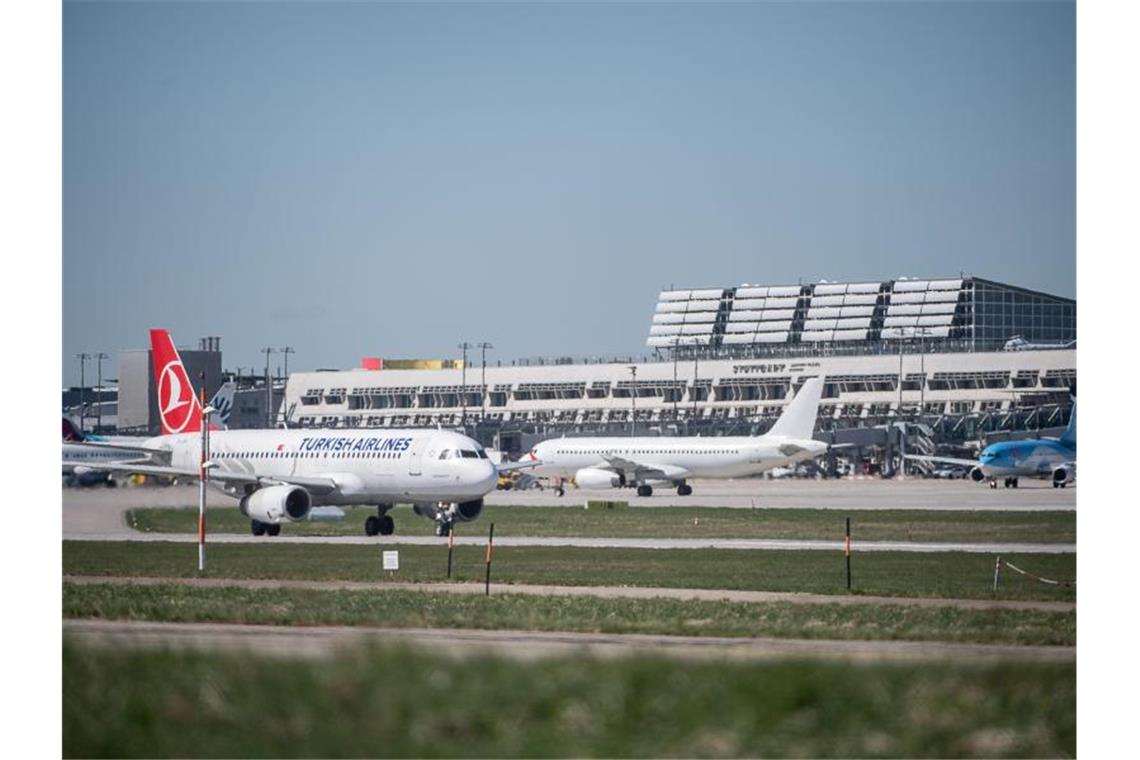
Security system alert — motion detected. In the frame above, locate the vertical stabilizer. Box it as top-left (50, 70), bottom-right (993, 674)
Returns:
top-left (1059, 391), bottom-right (1076, 448)
top-left (767, 377), bottom-right (824, 439)
top-left (149, 329), bottom-right (206, 435)
top-left (208, 381), bottom-right (236, 430)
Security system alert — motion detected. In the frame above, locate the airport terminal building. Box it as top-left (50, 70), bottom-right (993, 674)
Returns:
top-left (282, 276), bottom-right (1075, 454)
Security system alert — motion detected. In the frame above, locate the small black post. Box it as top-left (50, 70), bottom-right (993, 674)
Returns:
top-left (845, 517), bottom-right (852, 591)
top-left (446, 525), bottom-right (455, 579)
top-left (484, 522), bottom-right (495, 596)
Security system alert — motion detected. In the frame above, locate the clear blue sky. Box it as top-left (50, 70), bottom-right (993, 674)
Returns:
top-left (63, 0), bottom-right (1075, 384)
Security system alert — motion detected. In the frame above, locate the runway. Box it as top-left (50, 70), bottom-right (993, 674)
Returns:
top-left (491, 477), bottom-right (1077, 511)
top-left (62, 478), bottom-right (1076, 542)
top-left (64, 618), bottom-right (1075, 663)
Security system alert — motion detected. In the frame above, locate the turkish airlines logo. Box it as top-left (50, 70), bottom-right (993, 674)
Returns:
top-left (157, 361), bottom-right (196, 433)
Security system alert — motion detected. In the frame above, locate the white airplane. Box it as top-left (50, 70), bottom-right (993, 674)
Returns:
top-left (72, 329), bottom-right (511, 536)
top-left (62, 383), bottom-right (236, 486)
top-left (528, 377), bottom-right (826, 496)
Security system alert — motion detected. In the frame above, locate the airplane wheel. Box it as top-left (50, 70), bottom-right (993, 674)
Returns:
top-left (435, 522), bottom-right (453, 537)
top-left (379, 515), bottom-right (395, 535)
top-left (1012, 478), bottom-right (1019, 488)
top-left (989, 481), bottom-right (997, 489)
top-left (636, 485), bottom-right (653, 497)
top-left (677, 484), bottom-right (692, 496)
top-left (364, 515), bottom-right (380, 536)
top-left (266, 523), bottom-right (281, 537)
top-left (251, 520), bottom-right (266, 536)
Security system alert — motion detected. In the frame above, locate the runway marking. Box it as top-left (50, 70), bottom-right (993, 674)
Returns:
top-left (64, 575), bottom-right (1075, 613)
top-left (63, 618), bottom-right (1075, 663)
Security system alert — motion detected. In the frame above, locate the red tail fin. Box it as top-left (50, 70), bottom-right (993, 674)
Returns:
top-left (62, 417), bottom-right (85, 442)
top-left (150, 329), bottom-right (205, 435)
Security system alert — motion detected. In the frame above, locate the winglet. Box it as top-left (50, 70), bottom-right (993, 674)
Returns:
top-left (766, 377), bottom-right (824, 439)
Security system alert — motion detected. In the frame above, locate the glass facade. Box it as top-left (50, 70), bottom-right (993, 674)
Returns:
top-left (966, 279), bottom-right (1076, 346)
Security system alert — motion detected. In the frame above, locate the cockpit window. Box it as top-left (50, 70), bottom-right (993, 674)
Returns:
top-left (438, 449), bottom-right (453, 460)
top-left (476, 450), bottom-right (488, 459)
top-left (460, 449), bottom-right (479, 458)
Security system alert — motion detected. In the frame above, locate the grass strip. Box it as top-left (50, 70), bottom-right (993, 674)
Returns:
top-left (64, 541), bottom-right (1077, 602)
top-left (126, 505), bottom-right (1076, 543)
top-left (63, 643), bottom-right (1075, 758)
top-left (63, 581), bottom-right (1076, 646)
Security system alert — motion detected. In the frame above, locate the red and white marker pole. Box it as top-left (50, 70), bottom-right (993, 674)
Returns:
top-left (198, 388), bottom-right (209, 572)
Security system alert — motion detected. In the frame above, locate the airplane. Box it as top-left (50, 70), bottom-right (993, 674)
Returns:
top-left (66, 329), bottom-right (519, 536)
top-left (907, 392), bottom-right (1075, 489)
top-left (527, 377), bottom-right (827, 496)
top-left (1003, 335), bottom-right (1077, 352)
top-left (62, 382), bottom-right (236, 486)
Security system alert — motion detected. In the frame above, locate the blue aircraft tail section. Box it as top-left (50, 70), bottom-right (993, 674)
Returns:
top-left (1059, 391), bottom-right (1076, 448)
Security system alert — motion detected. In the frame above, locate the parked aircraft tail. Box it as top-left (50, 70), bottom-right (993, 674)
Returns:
top-left (767, 377), bottom-right (824, 439)
top-left (149, 328), bottom-right (210, 435)
top-left (1059, 386), bottom-right (1076, 448)
top-left (208, 381), bottom-right (236, 430)
top-left (62, 417), bottom-right (84, 442)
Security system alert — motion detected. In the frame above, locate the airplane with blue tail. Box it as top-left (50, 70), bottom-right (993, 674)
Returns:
top-left (908, 391), bottom-right (1075, 489)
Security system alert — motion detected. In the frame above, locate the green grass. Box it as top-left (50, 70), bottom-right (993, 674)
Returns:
top-left (63, 582), bottom-right (1076, 646)
top-left (64, 541), bottom-right (1077, 602)
top-left (63, 643), bottom-right (1076, 757)
top-left (125, 504), bottom-right (1077, 543)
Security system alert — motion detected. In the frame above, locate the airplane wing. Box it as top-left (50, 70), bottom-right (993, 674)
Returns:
top-left (496, 459), bottom-right (543, 473)
top-left (903, 454), bottom-right (978, 468)
top-left (83, 461), bottom-right (340, 496)
top-left (62, 440), bottom-right (166, 457)
top-left (600, 454), bottom-right (689, 482)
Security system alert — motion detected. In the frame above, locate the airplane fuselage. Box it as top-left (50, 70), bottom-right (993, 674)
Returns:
top-left (976, 439), bottom-right (1075, 480)
top-left (530, 435), bottom-right (828, 482)
top-left (151, 428), bottom-right (497, 505)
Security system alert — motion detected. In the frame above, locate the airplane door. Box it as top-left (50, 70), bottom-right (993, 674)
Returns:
top-left (408, 436), bottom-right (424, 476)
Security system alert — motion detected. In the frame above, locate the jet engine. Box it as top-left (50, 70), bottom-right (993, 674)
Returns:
top-left (574, 467), bottom-right (622, 489)
top-left (413, 498), bottom-right (484, 523)
top-left (240, 485), bottom-right (312, 524)
top-left (1052, 464), bottom-right (1075, 487)
top-left (969, 466), bottom-right (986, 483)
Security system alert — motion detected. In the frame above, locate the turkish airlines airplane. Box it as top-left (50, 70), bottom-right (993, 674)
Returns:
top-left (528, 377), bottom-right (827, 496)
top-left (79, 329), bottom-right (506, 537)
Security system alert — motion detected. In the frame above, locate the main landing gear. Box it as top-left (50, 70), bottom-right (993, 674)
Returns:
top-left (250, 520), bottom-right (280, 537)
top-left (636, 484), bottom-right (653, 497)
top-left (676, 482), bottom-right (693, 496)
top-left (364, 505), bottom-right (396, 537)
top-left (1003, 478), bottom-right (1020, 489)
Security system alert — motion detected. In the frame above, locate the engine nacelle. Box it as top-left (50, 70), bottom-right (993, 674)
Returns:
top-left (575, 467), bottom-right (622, 489)
top-left (969, 466), bottom-right (986, 483)
top-left (1053, 464), bottom-right (1075, 486)
top-left (413, 498), bottom-right (484, 523)
top-left (240, 485), bottom-right (312, 524)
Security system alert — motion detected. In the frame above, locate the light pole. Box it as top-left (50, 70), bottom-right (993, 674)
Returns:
top-left (477, 342), bottom-right (493, 419)
top-left (95, 352), bottom-right (109, 432)
top-left (76, 353), bottom-right (90, 433)
top-left (458, 342), bottom-right (472, 427)
top-left (279, 346), bottom-right (294, 379)
top-left (627, 365), bottom-right (637, 437)
top-left (261, 347), bottom-right (277, 428)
